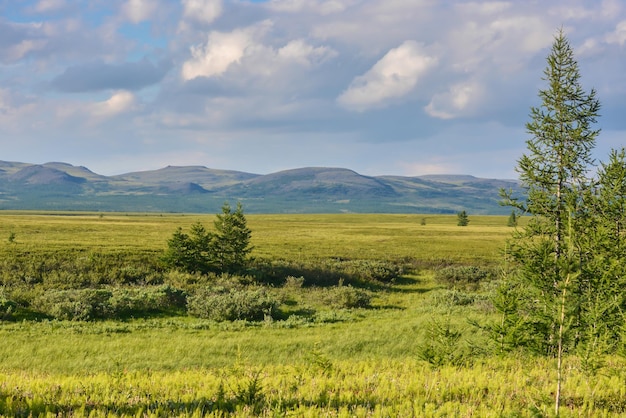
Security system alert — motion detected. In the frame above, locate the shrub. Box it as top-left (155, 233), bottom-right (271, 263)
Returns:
top-left (417, 316), bottom-right (471, 367)
top-left (187, 286), bottom-right (279, 322)
top-left (251, 258), bottom-right (402, 287)
top-left (33, 286), bottom-right (187, 320)
top-left (108, 285), bottom-right (186, 317)
top-left (0, 289), bottom-right (17, 320)
top-left (323, 285), bottom-right (371, 309)
top-left (35, 289), bottom-right (113, 321)
top-left (434, 265), bottom-right (492, 290)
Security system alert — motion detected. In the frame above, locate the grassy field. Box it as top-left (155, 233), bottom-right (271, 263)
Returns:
top-left (0, 212), bottom-right (512, 262)
top-left (0, 212), bottom-right (624, 417)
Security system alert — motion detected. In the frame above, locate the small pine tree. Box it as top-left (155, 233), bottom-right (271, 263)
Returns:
top-left (162, 202), bottom-right (252, 275)
top-left (213, 202), bottom-right (253, 274)
top-left (457, 210), bottom-right (469, 226)
top-left (506, 211), bottom-right (517, 227)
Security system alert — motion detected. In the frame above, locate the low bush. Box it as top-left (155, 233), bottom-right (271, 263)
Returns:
top-left (0, 249), bottom-right (164, 288)
top-left (0, 289), bottom-right (17, 320)
top-left (251, 258), bottom-right (403, 287)
top-left (35, 289), bottom-right (113, 321)
top-left (434, 265), bottom-right (492, 290)
top-left (323, 285), bottom-right (372, 309)
top-left (187, 286), bottom-right (279, 322)
top-left (33, 285), bottom-right (187, 320)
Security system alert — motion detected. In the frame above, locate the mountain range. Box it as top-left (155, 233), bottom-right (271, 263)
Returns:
top-left (0, 161), bottom-right (521, 214)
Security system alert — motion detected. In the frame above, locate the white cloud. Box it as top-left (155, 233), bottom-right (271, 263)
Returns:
top-left (337, 40), bottom-right (437, 111)
top-left (605, 20), bottom-right (626, 45)
top-left (182, 32), bottom-right (248, 80)
top-left (181, 22), bottom-right (336, 81)
top-left (425, 81), bottom-right (484, 120)
top-left (181, 22), bottom-right (270, 80)
top-left (181, 0), bottom-right (223, 24)
top-left (91, 91), bottom-right (137, 118)
top-left (121, 0), bottom-right (156, 23)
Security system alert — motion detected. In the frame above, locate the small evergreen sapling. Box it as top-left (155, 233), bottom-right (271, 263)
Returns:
top-left (457, 210), bottom-right (469, 226)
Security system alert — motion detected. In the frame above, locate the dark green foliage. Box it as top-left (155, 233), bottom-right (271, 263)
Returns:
top-left (187, 286), bottom-right (279, 322)
top-left (162, 224), bottom-right (215, 274)
top-left (434, 265), bottom-right (492, 290)
top-left (252, 258), bottom-right (402, 287)
top-left (213, 202), bottom-right (253, 274)
top-left (162, 202), bottom-right (252, 275)
top-left (499, 29), bottom-right (605, 414)
top-left (499, 29), bottom-right (603, 354)
top-left (457, 210), bottom-right (469, 226)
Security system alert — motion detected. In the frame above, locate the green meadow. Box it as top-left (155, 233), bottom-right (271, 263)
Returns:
top-left (0, 212), bottom-right (625, 417)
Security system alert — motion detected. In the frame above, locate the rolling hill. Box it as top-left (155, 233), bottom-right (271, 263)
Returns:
top-left (0, 161), bottom-right (521, 214)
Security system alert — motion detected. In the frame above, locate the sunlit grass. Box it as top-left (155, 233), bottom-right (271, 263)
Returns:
top-left (0, 212), bottom-right (519, 264)
top-left (1, 211), bottom-right (622, 417)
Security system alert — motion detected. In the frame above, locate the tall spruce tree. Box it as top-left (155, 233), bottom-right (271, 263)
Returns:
top-left (500, 29), bottom-right (601, 414)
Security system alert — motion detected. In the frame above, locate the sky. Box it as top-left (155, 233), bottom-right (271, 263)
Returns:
top-left (1, 0), bottom-right (626, 179)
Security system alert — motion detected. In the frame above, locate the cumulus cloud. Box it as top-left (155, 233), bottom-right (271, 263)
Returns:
top-left (181, 23), bottom-right (266, 80)
top-left (51, 58), bottom-right (171, 92)
top-left (181, 0), bottom-right (223, 24)
top-left (91, 91), bottom-right (137, 118)
top-left (181, 21), bottom-right (336, 81)
top-left (337, 41), bottom-right (437, 111)
top-left (425, 81), bottom-right (484, 120)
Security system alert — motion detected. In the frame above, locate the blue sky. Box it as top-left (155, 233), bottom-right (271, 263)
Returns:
top-left (1, 0), bottom-right (625, 179)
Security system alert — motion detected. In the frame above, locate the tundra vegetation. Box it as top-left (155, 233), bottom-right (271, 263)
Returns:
top-left (0, 30), bottom-right (625, 417)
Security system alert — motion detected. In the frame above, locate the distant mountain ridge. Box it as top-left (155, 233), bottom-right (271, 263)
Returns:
top-left (0, 161), bottom-right (521, 214)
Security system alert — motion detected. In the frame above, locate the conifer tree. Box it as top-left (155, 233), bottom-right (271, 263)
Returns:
top-left (506, 210), bottom-right (517, 227)
top-left (456, 210), bottom-right (469, 226)
top-left (162, 202), bottom-right (252, 275)
top-left (500, 29), bottom-right (601, 414)
top-left (213, 202), bottom-right (253, 273)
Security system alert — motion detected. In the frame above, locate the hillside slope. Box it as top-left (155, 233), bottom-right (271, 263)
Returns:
top-left (0, 161), bottom-right (520, 214)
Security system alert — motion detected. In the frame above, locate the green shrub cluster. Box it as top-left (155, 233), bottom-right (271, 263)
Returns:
top-left (33, 285), bottom-right (185, 320)
top-left (434, 265), bottom-right (492, 290)
top-left (252, 258), bottom-right (403, 287)
top-left (187, 286), bottom-right (279, 321)
top-left (322, 285), bottom-right (372, 309)
top-left (0, 249), bottom-right (163, 288)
